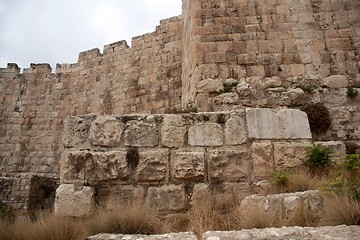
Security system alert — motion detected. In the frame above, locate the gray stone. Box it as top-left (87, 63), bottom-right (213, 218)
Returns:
top-left (54, 184), bottom-right (95, 217)
top-left (171, 151), bottom-right (205, 181)
top-left (89, 116), bottom-right (124, 147)
top-left (246, 108), bottom-right (312, 139)
top-left (136, 149), bottom-right (169, 182)
top-left (188, 122), bottom-right (223, 146)
top-left (161, 115), bottom-right (186, 147)
top-left (125, 121), bottom-right (159, 147)
top-left (145, 185), bottom-right (185, 213)
top-left (224, 114), bottom-right (247, 145)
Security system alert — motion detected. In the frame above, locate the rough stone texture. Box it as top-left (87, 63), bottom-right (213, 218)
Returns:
top-left (188, 122), bottom-right (223, 146)
top-left (136, 149), bottom-right (168, 183)
top-left (145, 185), bottom-right (186, 213)
top-left (125, 121), bottom-right (159, 147)
top-left (196, 78), bottom-right (224, 93)
top-left (54, 184), bottom-right (95, 217)
top-left (224, 113), bottom-right (247, 145)
top-left (240, 191), bottom-right (323, 224)
top-left (251, 141), bottom-right (274, 178)
top-left (208, 148), bottom-right (250, 182)
top-left (203, 225), bottom-right (360, 240)
top-left (63, 115), bottom-right (95, 148)
top-left (161, 115), bottom-right (186, 147)
top-left (87, 232), bottom-right (197, 240)
top-left (246, 108), bottom-right (312, 140)
top-left (274, 141), bottom-right (313, 170)
top-left (171, 151), bottom-right (205, 182)
top-left (89, 116), bottom-right (124, 147)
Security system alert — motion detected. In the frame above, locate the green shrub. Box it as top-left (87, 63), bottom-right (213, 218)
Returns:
top-left (347, 86), bottom-right (359, 99)
top-left (306, 145), bottom-right (333, 175)
top-left (271, 170), bottom-right (290, 188)
top-left (344, 152), bottom-right (360, 171)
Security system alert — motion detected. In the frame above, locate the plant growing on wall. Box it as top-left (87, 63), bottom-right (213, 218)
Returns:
top-left (305, 145), bottom-right (333, 175)
top-left (347, 86), bottom-right (359, 99)
top-left (302, 103), bottom-right (331, 134)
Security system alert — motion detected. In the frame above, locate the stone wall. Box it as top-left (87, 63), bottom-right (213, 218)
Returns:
top-left (55, 108), bottom-right (316, 217)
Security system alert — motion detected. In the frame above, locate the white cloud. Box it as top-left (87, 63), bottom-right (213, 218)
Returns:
top-left (0, 0), bottom-right (182, 70)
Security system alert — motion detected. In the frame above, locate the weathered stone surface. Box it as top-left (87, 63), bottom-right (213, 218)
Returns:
top-left (87, 232), bottom-right (197, 240)
top-left (61, 151), bottom-right (130, 183)
top-left (100, 185), bottom-right (145, 207)
top-left (161, 115), bottom-right (186, 147)
top-left (196, 78), bottom-right (224, 93)
top-left (171, 151), bottom-right (205, 181)
top-left (246, 108), bottom-right (312, 139)
top-left (274, 141), bottom-right (313, 169)
top-left (322, 75), bottom-right (349, 88)
top-left (89, 116), bottom-right (124, 147)
top-left (125, 121), bottom-right (159, 147)
top-left (188, 122), bottom-right (223, 146)
top-left (63, 115), bottom-right (95, 148)
top-left (240, 191), bottom-right (323, 225)
top-left (145, 185), bottom-right (185, 213)
top-left (203, 225), bottom-right (360, 240)
top-left (224, 114), bottom-right (247, 145)
top-left (54, 184), bottom-right (95, 217)
top-left (136, 149), bottom-right (168, 182)
top-left (251, 141), bottom-right (274, 178)
top-left (208, 148), bottom-right (250, 182)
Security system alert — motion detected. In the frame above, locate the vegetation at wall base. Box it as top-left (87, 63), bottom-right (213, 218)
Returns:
top-left (305, 145), bottom-right (333, 175)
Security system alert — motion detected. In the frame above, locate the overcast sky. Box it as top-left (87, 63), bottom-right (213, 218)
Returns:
top-left (0, 0), bottom-right (182, 70)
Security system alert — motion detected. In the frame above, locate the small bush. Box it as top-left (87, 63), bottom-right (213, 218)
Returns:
top-left (344, 152), bottom-right (360, 171)
top-left (306, 145), bottom-right (333, 175)
top-left (347, 86), bottom-right (359, 99)
top-left (271, 170), bottom-right (290, 189)
top-left (302, 103), bottom-right (331, 134)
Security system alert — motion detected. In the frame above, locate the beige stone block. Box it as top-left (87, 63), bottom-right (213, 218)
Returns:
top-left (274, 141), bottom-right (313, 170)
top-left (213, 92), bottom-right (240, 107)
top-left (208, 148), bottom-right (250, 182)
top-left (250, 66), bottom-right (266, 77)
top-left (246, 108), bottom-right (312, 139)
top-left (290, 64), bottom-right (305, 75)
top-left (188, 122), bottom-right (223, 146)
top-left (322, 75), bottom-right (349, 88)
top-left (225, 114), bottom-right (247, 145)
top-left (251, 141), bottom-right (274, 178)
top-left (125, 121), bottom-right (158, 147)
top-left (171, 151), bottom-right (205, 181)
top-left (277, 5), bottom-right (290, 15)
top-left (204, 52), bottom-right (226, 63)
top-left (89, 116), bottom-right (124, 147)
top-left (54, 184), bottom-right (95, 217)
top-left (104, 185), bottom-right (145, 207)
top-left (63, 115), bottom-right (95, 148)
top-left (196, 78), bottom-right (224, 93)
top-left (237, 53), bottom-right (256, 64)
top-left (326, 38), bottom-right (352, 51)
top-left (161, 115), bottom-right (186, 148)
top-left (136, 149), bottom-right (169, 182)
top-left (145, 185), bottom-right (185, 213)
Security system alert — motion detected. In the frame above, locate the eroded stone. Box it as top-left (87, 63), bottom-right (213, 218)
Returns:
top-left (161, 115), bottom-right (186, 147)
top-left (274, 141), bottom-right (313, 169)
top-left (136, 149), bottom-right (169, 182)
top-left (224, 114), bottom-right (247, 145)
top-left (251, 141), bottom-right (274, 178)
top-left (89, 116), bottom-right (124, 147)
top-left (171, 151), bottom-right (205, 181)
top-left (145, 185), bottom-right (185, 213)
top-left (188, 122), bottom-right (223, 146)
top-left (125, 121), bottom-right (159, 147)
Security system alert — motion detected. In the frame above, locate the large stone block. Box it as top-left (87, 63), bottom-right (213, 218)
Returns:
top-left (98, 185), bottom-right (145, 208)
top-left (208, 148), bottom-right (250, 182)
top-left (225, 114), bottom-right (248, 145)
top-left (246, 108), bottom-right (312, 139)
top-left (171, 151), bottom-right (205, 181)
top-left (274, 141), bottom-right (313, 170)
top-left (61, 151), bottom-right (130, 183)
top-left (136, 149), bottom-right (169, 182)
top-left (161, 115), bottom-right (186, 148)
top-left (196, 78), bottom-right (224, 93)
top-left (54, 184), bottom-right (95, 217)
top-left (87, 232), bottom-right (198, 240)
top-left (63, 115), bottom-right (95, 148)
top-left (89, 116), bottom-right (124, 147)
top-left (322, 75), bottom-right (349, 88)
top-left (188, 122), bottom-right (223, 146)
top-left (125, 121), bottom-right (159, 147)
top-left (251, 141), bottom-right (274, 178)
top-left (145, 185), bottom-right (185, 213)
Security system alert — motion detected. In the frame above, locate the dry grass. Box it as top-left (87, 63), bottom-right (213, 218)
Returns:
top-left (321, 193), bottom-right (360, 226)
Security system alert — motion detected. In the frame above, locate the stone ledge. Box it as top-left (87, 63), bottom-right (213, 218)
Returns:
top-left (87, 232), bottom-right (197, 240)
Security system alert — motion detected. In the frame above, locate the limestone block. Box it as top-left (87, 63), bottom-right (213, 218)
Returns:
top-left (315, 141), bottom-right (346, 162)
top-left (322, 75), bottom-right (349, 88)
top-left (61, 151), bottom-right (130, 183)
top-left (225, 114), bottom-right (247, 145)
top-left (87, 232), bottom-right (198, 240)
top-left (161, 115), bottom-right (186, 148)
top-left (89, 116), bottom-right (124, 147)
top-left (188, 122), bottom-right (223, 146)
top-left (274, 141), bottom-right (313, 169)
top-left (208, 148), bottom-right (250, 182)
top-left (251, 141), bottom-right (274, 178)
top-left (102, 185), bottom-right (145, 207)
top-left (212, 92), bottom-right (240, 105)
top-left (236, 80), bottom-right (256, 97)
top-left (136, 149), bottom-right (169, 182)
top-left (125, 121), bottom-right (158, 147)
top-left (246, 108), bottom-right (312, 139)
top-left (63, 115), bottom-right (95, 148)
top-left (196, 78), bottom-right (223, 93)
top-left (145, 185), bottom-right (185, 213)
top-left (54, 184), bottom-right (95, 217)
top-left (171, 151), bottom-right (205, 181)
